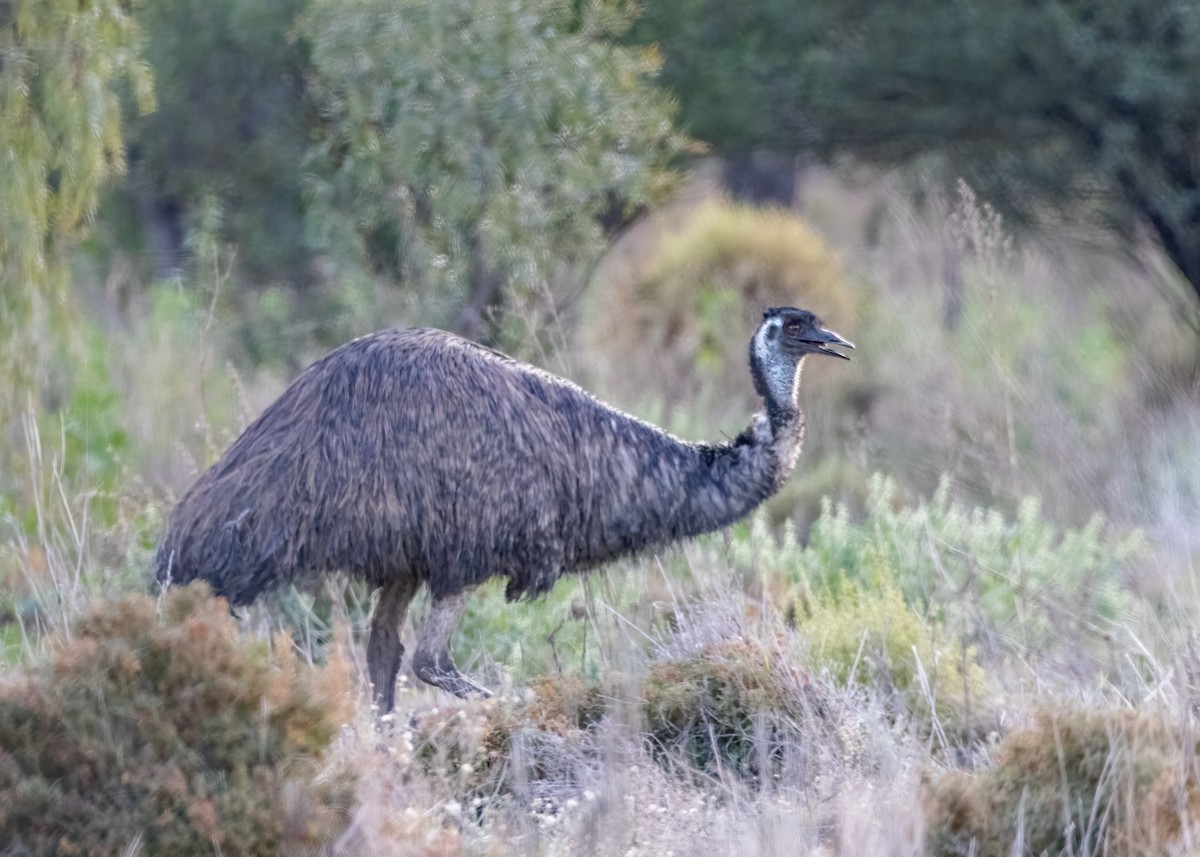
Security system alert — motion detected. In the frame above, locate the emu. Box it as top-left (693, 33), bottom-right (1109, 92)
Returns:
top-left (155, 307), bottom-right (853, 711)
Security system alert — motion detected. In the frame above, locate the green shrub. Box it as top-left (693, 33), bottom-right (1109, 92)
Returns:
top-left (452, 571), bottom-right (655, 685)
top-left (795, 573), bottom-right (987, 739)
top-left (0, 584), bottom-right (354, 856)
top-left (925, 706), bottom-right (1200, 856)
top-left (736, 475), bottom-right (1144, 659)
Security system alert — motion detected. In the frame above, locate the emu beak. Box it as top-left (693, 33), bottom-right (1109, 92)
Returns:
top-left (808, 326), bottom-right (855, 360)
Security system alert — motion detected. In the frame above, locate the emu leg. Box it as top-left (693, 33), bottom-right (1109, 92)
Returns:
top-left (412, 590), bottom-right (492, 699)
top-left (367, 578), bottom-right (418, 713)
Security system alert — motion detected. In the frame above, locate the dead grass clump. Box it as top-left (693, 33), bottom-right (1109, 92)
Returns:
top-left (410, 699), bottom-right (514, 797)
top-left (642, 636), bottom-right (812, 779)
top-left (410, 674), bottom-right (605, 797)
top-left (523, 674), bottom-right (606, 733)
top-left (0, 583), bottom-right (355, 856)
top-left (925, 705), bottom-right (1200, 856)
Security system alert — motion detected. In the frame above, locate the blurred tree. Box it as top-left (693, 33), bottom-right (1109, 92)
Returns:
top-left (636, 0), bottom-right (1200, 309)
top-left (0, 0), bottom-right (152, 357)
top-left (126, 0), bottom-right (312, 284)
top-left (631, 4), bottom-right (801, 157)
top-left (0, 0), bottom-right (152, 498)
top-left (303, 0), bottom-right (681, 344)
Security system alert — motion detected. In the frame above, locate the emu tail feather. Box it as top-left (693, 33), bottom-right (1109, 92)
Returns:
top-left (153, 506), bottom-right (290, 607)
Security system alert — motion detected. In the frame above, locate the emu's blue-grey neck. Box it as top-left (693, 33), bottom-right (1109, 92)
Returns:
top-left (750, 316), bottom-right (805, 431)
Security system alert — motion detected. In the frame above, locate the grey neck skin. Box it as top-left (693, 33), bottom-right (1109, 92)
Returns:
top-left (750, 318), bottom-right (804, 432)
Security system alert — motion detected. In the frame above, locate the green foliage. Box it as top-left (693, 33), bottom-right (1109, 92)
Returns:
top-left (452, 573), bottom-right (646, 684)
top-left (0, 0), bottom-right (152, 493)
top-left (733, 476), bottom-right (1143, 659)
top-left (4, 278), bottom-right (243, 539)
top-left (303, 0), bottom-right (681, 344)
top-left (795, 574), bottom-right (986, 738)
top-left (37, 325), bottom-right (129, 526)
top-left (629, 5), bottom-right (800, 154)
top-left (637, 0), bottom-right (1200, 303)
top-left (127, 0), bottom-right (313, 285)
top-left (455, 578), bottom-right (589, 681)
top-left (642, 637), bottom-right (807, 778)
top-left (926, 706), bottom-right (1200, 856)
top-left (0, 0), bottom-right (153, 301)
top-left (0, 584), bottom-right (354, 856)
top-left (722, 513), bottom-right (988, 738)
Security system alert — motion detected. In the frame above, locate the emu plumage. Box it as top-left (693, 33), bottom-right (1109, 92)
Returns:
top-left (155, 307), bottom-right (853, 709)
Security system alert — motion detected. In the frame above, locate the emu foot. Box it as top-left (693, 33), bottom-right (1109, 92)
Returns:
top-left (366, 579), bottom-right (419, 715)
top-left (413, 650), bottom-right (492, 699)
top-left (367, 646), bottom-right (403, 714)
top-left (367, 631), bottom-right (405, 714)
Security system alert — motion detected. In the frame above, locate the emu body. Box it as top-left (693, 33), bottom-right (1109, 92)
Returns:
top-left (155, 308), bottom-right (852, 709)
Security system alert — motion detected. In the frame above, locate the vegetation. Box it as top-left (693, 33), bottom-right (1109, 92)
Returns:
top-left (126, 0), bottom-right (312, 285)
top-left (796, 576), bottom-right (986, 740)
top-left (0, 0), bottom-right (153, 495)
top-left (585, 201), bottom-right (854, 407)
top-left (0, 585), bottom-right (354, 856)
top-left (775, 475), bottom-right (1144, 661)
top-left (636, 0), bottom-right (1200, 312)
top-left (3, 175), bottom-right (1189, 854)
top-left (642, 636), bottom-right (811, 779)
top-left (2, 0), bottom-right (1200, 853)
top-left (302, 0), bottom-right (680, 345)
top-left (926, 706), bottom-right (1200, 856)
top-left (0, 0), bottom-right (153, 313)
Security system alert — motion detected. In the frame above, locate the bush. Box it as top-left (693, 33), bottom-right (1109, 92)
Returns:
top-left (724, 514), bottom-right (989, 740)
top-left (410, 674), bottom-right (605, 799)
top-left (795, 574), bottom-right (987, 740)
top-left (642, 636), bottom-right (813, 779)
top-left (0, 584), bottom-right (354, 856)
top-left (453, 577), bottom-right (597, 683)
top-left (738, 475), bottom-right (1144, 661)
top-left (451, 570), bottom-right (659, 686)
top-left (585, 200), bottom-right (856, 413)
top-left (925, 706), bottom-right (1200, 856)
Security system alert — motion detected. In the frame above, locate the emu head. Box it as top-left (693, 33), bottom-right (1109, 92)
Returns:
top-left (749, 307), bottom-right (854, 418)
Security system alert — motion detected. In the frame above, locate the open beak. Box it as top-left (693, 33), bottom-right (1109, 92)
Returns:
top-left (806, 327), bottom-right (856, 360)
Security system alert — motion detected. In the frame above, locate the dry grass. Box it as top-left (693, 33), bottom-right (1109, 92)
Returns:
top-left (2, 168), bottom-right (1200, 855)
top-left (313, 568), bottom-right (934, 857)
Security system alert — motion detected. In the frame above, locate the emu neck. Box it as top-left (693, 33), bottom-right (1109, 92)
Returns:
top-left (569, 403), bottom-right (807, 572)
top-left (749, 325), bottom-right (804, 431)
top-left (761, 361), bottom-right (804, 433)
top-left (766, 396), bottom-right (800, 435)
top-left (668, 412), bottom-right (805, 543)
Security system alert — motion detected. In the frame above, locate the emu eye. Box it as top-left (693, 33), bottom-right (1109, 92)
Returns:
top-left (784, 321), bottom-right (801, 334)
